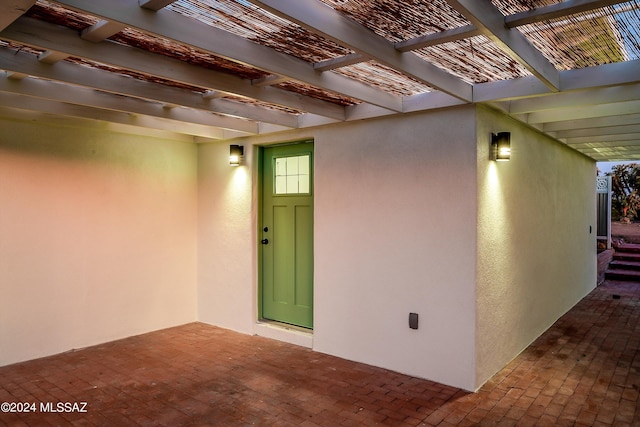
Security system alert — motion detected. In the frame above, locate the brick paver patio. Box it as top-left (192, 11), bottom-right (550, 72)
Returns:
top-left (0, 280), bottom-right (638, 426)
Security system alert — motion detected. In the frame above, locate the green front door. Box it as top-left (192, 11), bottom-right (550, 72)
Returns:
top-left (261, 142), bottom-right (314, 329)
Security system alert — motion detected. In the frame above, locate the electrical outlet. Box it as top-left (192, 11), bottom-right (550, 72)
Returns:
top-left (409, 313), bottom-right (418, 329)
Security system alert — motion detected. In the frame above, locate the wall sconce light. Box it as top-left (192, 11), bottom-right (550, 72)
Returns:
top-left (491, 132), bottom-right (511, 161)
top-left (229, 144), bottom-right (244, 166)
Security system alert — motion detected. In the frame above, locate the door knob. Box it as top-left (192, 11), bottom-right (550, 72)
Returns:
top-left (261, 239), bottom-right (269, 244)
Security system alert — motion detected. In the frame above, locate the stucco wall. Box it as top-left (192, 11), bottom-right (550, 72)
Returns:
top-left (0, 115), bottom-right (198, 367)
top-left (0, 102), bottom-right (598, 391)
top-left (198, 142), bottom-right (257, 333)
top-left (475, 106), bottom-right (597, 388)
top-left (198, 106), bottom-right (479, 390)
top-left (313, 109), bottom-right (478, 390)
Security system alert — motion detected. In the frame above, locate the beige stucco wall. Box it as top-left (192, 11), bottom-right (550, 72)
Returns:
top-left (0, 114), bottom-right (198, 367)
top-left (475, 106), bottom-right (597, 388)
top-left (0, 102), bottom-right (598, 392)
top-left (313, 108), bottom-right (478, 390)
top-left (198, 142), bottom-right (258, 333)
top-left (198, 106), bottom-right (479, 390)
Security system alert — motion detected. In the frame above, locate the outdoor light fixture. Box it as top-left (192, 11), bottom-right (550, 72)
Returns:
top-left (229, 144), bottom-right (244, 166)
top-left (491, 132), bottom-right (511, 161)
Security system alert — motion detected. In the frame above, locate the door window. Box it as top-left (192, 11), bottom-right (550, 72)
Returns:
top-left (274, 155), bottom-right (310, 195)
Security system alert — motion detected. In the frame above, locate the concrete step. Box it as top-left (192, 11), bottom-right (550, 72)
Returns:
top-left (608, 260), bottom-right (640, 271)
top-left (613, 251), bottom-right (640, 262)
top-left (613, 242), bottom-right (640, 253)
top-left (605, 268), bottom-right (640, 281)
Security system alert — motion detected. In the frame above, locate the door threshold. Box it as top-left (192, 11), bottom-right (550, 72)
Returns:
top-left (254, 321), bottom-right (313, 348)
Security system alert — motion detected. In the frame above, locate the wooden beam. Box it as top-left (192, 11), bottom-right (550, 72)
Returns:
top-left (138, 0), bottom-right (177, 11)
top-left (571, 146), bottom-right (640, 161)
top-left (524, 100), bottom-right (640, 124)
top-left (251, 74), bottom-right (290, 87)
top-left (201, 90), bottom-right (225, 100)
top-left (555, 124), bottom-right (640, 139)
top-left (6, 71), bottom-right (27, 80)
top-left (473, 76), bottom-right (551, 102)
top-left (0, 75), bottom-right (260, 133)
top-left (1, 16), bottom-right (346, 120)
top-left (446, 0), bottom-right (560, 90)
top-left (544, 113), bottom-right (640, 132)
top-left (402, 91), bottom-right (468, 113)
top-left (0, 0), bottom-right (35, 31)
top-left (395, 25), bottom-right (481, 52)
top-left (81, 20), bottom-right (127, 42)
top-left (314, 53), bottom-right (368, 72)
top-left (474, 59), bottom-right (640, 102)
top-left (507, 83), bottom-right (640, 114)
top-left (566, 134), bottom-right (640, 145)
top-left (561, 59), bottom-right (640, 91)
top-left (506, 0), bottom-right (629, 27)
top-left (0, 92), bottom-right (228, 139)
top-left (0, 46), bottom-right (299, 128)
top-left (38, 50), bottom-right (69, 64)
top-left (251, 0), bottom-right (472, 102)
top-left (0, 104), bottom-right (196, 141)
top-left (50, 0), bottom-right (403, 111)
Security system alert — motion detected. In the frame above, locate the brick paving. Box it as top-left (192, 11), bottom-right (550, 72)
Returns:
top-left (0, 280), bottom-right (639, 426)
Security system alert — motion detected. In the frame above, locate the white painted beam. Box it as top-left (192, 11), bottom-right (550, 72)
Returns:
top-left (344, 103), bottom-right (397, 121)
top-left (0, 104), bottom-right (196, 142)
top-left (0, 0), bottom-right (35, 31)
top-left (1, 17), bottom-right (346, 120)
top-left (402, 91), bottom-right (468, 113)
top-left (139, 0), bottom-right (176, 11)
top-left (474, 60), bottom-right (640, 102)
top-left (0, 76), bottom-right (260, 133)
top-left (81, 20), bottom-right (127, 42)
top-left (544, 113), bottom-right (640, 132)
top-left (0, 92), bottom-right (229, 139)
top-left (296, 113), bottom-right (341, 128)
top-left (474, 76), bottom-right (551, 102)
top-left (585, 148), bottom-right (640, 154)
top-left (446, 0), bottom-right (560, 90)
top-left (585, 154), bottom-right (640, 161)
top-left (0, 46), bottom-right (299, 128)
top-left (395, 25), bottom-right (481, 52)
top-left (566, 134), bottom-right (640, 145)
top-left (38, 50), bottom-right (69, 64)
top-left (574, 147), bottom-right (640, 160)
top-left (556, 125), bottom-right (640, 139)
top-left (506, 0), bottom-right (629, 27)
top-left (561, 59), bottom-right (640, 91)
top-left (575, 146), bottom-right (640, 153)
top-left (525, 100), bottom-right (640, 124)
top-left (249, 0), bottom-right (473, 102)
top-left (567, 142), bottom-right (640, 154)
top-left (314, 53), bottom-right (367, 72)
top-left (6, 71), bottom-right (27, 80)
top-left (202, 90), bottom-right (231, 100)
top-left (252, 75), bottom-right (290, 87)
top-left (508, 83), bottom-right (640, 114)
top-left (50, 0), bottom-right (404, 111)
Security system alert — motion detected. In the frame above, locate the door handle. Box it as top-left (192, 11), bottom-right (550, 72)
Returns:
top-left (261, 239), bottom-right (269, 245)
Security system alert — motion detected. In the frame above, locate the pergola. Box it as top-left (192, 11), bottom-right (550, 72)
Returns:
top-left (1, 0), bottom-right (639, 161)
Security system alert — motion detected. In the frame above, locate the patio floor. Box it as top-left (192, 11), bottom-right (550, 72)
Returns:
top-left (0, 280), bottom-right (638, 426)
